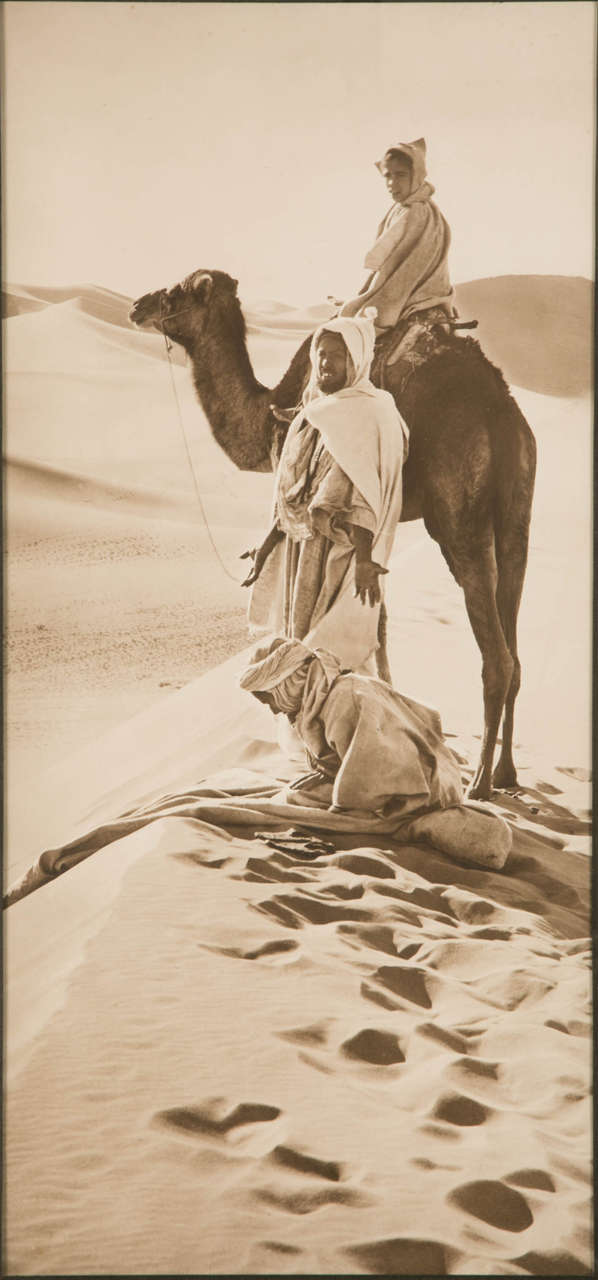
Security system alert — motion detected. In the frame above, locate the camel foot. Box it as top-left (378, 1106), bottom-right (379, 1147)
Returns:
top-left (492, 759), bottom-right (518, 790)
top-left (466, 774), bottom-right (494, 802)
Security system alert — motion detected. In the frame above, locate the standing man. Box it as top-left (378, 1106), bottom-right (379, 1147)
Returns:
top-left (243, 310), bottom-right (408, 675)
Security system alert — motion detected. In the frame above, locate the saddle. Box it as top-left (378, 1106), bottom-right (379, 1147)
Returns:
top-left (372, 308), bottom-right (478, 394)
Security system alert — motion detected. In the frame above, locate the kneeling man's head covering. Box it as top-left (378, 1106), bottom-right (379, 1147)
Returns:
top-left (239, 637), bottom-right (312, 693)
top-left (240, 637), bottom-right (314, 716)
top-left (240, 636), bottom-right (342, 722)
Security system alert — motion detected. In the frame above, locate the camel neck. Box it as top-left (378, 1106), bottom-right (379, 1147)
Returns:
top-left (186, 305), bottom-right (271, 470)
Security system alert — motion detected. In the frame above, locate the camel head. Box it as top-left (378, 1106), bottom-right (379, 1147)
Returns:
top-left (128, 269), bottom-right (240, 349)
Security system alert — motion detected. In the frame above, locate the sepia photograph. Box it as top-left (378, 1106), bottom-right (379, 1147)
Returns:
top-left (3, 1), bottom-right (594, 1274)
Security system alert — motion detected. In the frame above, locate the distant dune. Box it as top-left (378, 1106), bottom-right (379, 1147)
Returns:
top-left (454, 274), bottom-right (592, 397)
top-left (243, 298), bottom-right (336, 338)
top-left (4, 282), bottom-right (133, 328)
top-left (247, 299), bottom-right (295, 315)
top-left (4, 274), bottom-right (592, 396)
top-left (4, 291), bottom-right (186, 372)
top-left (2, 287), bottom-right (49, 317)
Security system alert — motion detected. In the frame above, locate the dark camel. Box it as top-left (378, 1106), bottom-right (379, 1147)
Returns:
top-left (129, 269), bottom-right (536, 800)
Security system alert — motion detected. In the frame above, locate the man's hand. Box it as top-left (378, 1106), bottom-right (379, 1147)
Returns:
top-left (240, 523), bottom-right (284, 587)
top-left (354, 559), bottom-right (388, 606)
top-left (255, 827), bottom-right (336, 860)
top-left (240, 544), bottom-right (269, 587)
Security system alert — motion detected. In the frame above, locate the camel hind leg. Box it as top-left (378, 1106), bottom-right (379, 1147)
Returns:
top-left (492, 525), bottom-right (532, 789)
top-left (491, 422), bottom-right (536, 789)
top-left (447, 535), bottom-right (514, 800)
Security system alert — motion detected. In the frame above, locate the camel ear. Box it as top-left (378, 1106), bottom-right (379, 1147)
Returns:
top-left (187, 271), bottom-right (213, 301)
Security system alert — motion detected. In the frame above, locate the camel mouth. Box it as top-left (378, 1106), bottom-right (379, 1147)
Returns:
top-left (128, 302), bottom-right (143, 326)
top-left (128, 301), bottom-right (151, 328)
top-left (128, 292), bottom-right (164, 328)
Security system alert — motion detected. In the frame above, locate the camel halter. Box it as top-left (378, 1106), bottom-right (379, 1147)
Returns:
top-left (157, 294), bottom-right (196, 327)
top-left (158, 294), bottom-right (244, 585)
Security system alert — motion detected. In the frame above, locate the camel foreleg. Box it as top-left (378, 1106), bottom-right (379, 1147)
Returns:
top-left (376, 602), bottom-right (393, 685)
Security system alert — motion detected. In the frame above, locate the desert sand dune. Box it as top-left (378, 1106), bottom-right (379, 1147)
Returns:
top-left (2, 287), bottom-right (50, 317)
top-left (244, 298), bottom-right (337, 338)
top-left (4, 725), bottom-right (591, 1273)
top-left (5, 272), bottom-right (591, 391)
top-left (4, 274), bottom-right (592, 1275)
top-left (5, 297), bottom-right (186, 374)
top-left (454, 275), bottom-right (592, 397)
top-left (3, 280), bottom-right (134, 326)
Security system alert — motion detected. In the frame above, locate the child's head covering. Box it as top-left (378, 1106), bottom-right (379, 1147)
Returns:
top-left (375, 137), bottom-right (434, 204)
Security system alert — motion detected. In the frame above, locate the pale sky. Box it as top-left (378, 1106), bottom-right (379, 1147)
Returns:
top-left (3, 1), bottom-right (596, 304)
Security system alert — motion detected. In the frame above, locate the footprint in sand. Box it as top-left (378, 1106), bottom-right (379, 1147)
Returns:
top-left (243, 854), bottom-right (313, 884)
top-left (556, 765), bottom-right (591, 784)
top-left (361, 963), bottom-right (435, 1011)
top-left (176, 851), bottom-right (231, 870)
top-left (154, 1097), bottom-right (284, 1154)
top-left (469, 926), bottom-right (513, 941)
top-left (320, 880), bottom-right (367, 902)
top-left (500, 787), bottom-right (592, 837)
top-left (254, 890), bottom-right (373, 930)
top-left (476, 968), bottom-right (555, 1011)
top-left (259, 1240), bottom-right (302, 1255)
top-left (336, 922), bottom-right (400, 957)
top-left (458, 1258), bottom-right (530, 1275)
top-left (201, 937), bottom-right (301, 964)
top-left (252, 1141), bottom-right (369, 1215)
top-left (269, 1144), bottom-right (348, 1182)
top-left (504, 1168), bottom-right (556, 1192)
top-left (447, 1178), bottom-right (533, 1232)
top-left (513, 1247), bottom-right (592, 1275)
top-left (536, 779), bottom-right (563, 795)
top-left (278, 1020), bottom-right (405, 1074)
top-left (247, 1239), bottom-right (305, 1271)
top-left (374, 881), bottom-right (458, 928)
top-left (252, 897), bottom-right (302, 929)
top-left (410, 1156), bottom-right (460, 1172)
top-left (296, 1052), bottom-right (334, 1075)
top-left (444, 1055), bottom-right (502, 1100)
top-left (276, 1020), bottom-right (334, 1073)
top-left (430, 1092), bottom-right (491, 1127)
top-left (545, 1016), bottom-right (589, 1037)
top-left (414, 1022), bottom-right (472, 1054)
top-left (277, 1019), bottom-right (332, 1047)
top-left (254, 1184), bottom-right (371, 1214)
top-left (340, 1028), bottom-right (406, 1066)
top-left (331, 851), bottom-right (396, 879)
top-left (345, 1236), bottom-right (455, 1275)
top-left (398, 941), bottom-right (423, 959)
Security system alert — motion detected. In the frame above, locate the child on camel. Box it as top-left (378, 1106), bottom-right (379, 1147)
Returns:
top-left (340, 137), bottom-right (456, 333)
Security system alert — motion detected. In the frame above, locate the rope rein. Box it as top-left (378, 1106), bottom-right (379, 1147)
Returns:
top-left (161, 328), bottom-right (244, 585)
